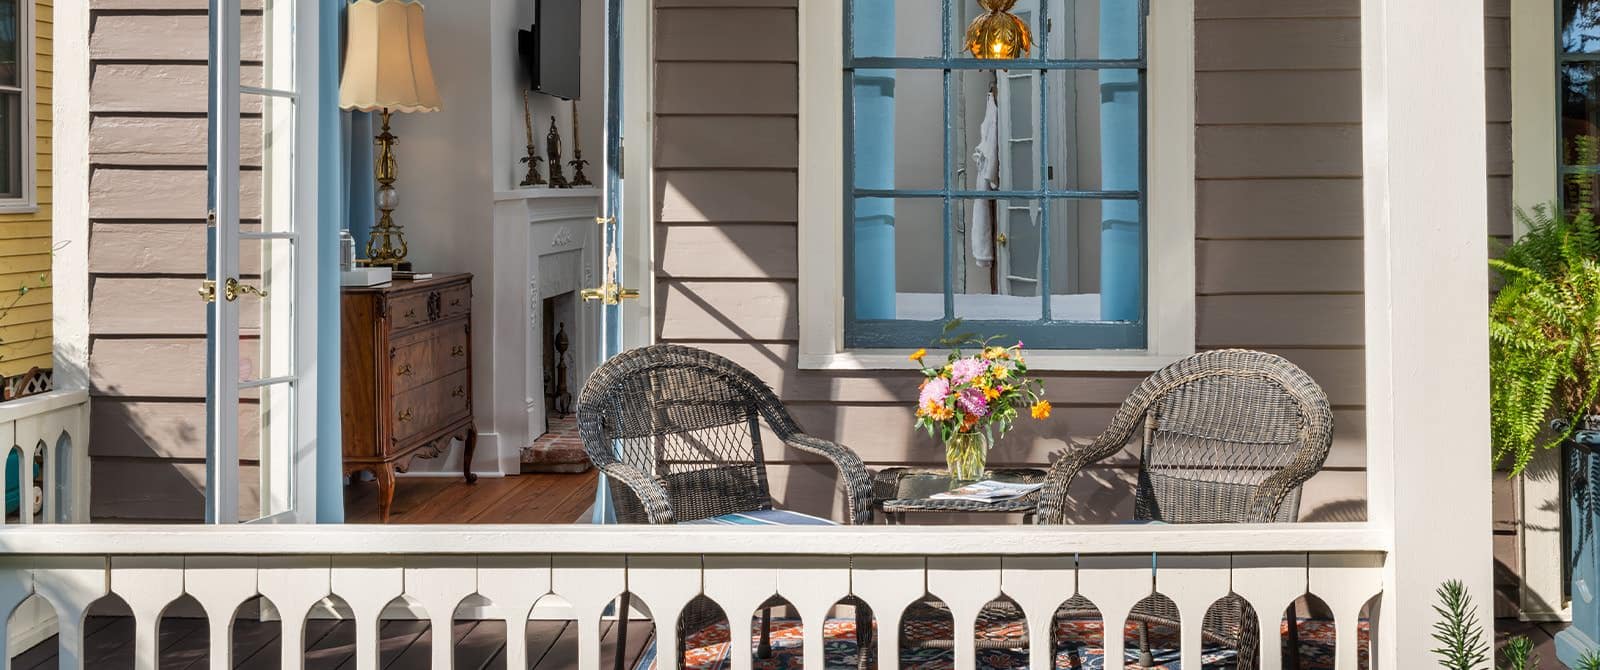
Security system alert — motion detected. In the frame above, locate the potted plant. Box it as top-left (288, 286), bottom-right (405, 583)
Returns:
top-left (910, 321), bottom-right (1050, 482)
top-left (1489, 139), bottom-right (1600, 664)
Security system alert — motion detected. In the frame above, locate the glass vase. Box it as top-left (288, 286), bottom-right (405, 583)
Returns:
top-left (944, 432), bottom-right (989, 483)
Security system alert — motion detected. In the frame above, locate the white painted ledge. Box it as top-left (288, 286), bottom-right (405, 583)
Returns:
top-left (800, 349), bottom-right (1187, 372)
top-left (494, 186), bottom-right (602, 202)
top-left (0, 522), bottom-right (1387, 556)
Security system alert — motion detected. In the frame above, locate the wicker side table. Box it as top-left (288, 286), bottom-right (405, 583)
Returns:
top-left (872, 467), bottom-right (1048, 524)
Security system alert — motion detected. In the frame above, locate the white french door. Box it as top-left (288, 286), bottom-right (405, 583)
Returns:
top-left (206, 0), bottom-right (320, 523)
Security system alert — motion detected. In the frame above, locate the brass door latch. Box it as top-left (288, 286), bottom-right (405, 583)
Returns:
top-left (198, 278), bottom-right (268, 303)
top-left (580, 282), bottom-right (640, 305)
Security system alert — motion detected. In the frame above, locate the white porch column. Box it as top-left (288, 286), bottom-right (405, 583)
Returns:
top-left (1360, 0), bottom-right (1495, 665)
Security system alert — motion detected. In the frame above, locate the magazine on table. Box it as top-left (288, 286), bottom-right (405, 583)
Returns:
top-left (929, 479), bottom-right (1044, 502)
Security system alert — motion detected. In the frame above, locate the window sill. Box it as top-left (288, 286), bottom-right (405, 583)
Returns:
top-left (799, 348), bottom-right (1190, 372)
top-left (0, 201), bottom-right (39, 215)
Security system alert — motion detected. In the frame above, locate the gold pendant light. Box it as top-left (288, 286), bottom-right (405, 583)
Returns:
top-left (965, 0), bottom-right (1033, 60)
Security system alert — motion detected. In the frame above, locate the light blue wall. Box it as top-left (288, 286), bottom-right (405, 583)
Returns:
top-left (851, 1), bottom-right (897, 320)
top-left (1098, 0), bottom-right (1141, 322)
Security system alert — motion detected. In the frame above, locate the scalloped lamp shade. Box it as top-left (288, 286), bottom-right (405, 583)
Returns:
top-left (339, 0), bottom-right (442, 112)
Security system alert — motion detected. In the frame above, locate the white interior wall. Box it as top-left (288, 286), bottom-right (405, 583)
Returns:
top-left (390, 0), bottom-right (603, 476)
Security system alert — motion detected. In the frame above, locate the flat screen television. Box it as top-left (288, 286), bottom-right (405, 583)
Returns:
top-left (519, 0), bottom-right (582, 100)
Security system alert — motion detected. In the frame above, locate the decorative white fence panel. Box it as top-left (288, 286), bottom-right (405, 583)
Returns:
top-left (0, 524), bottom-right (1387, 670)
top-left (0, 389), bottom-right (90, 526)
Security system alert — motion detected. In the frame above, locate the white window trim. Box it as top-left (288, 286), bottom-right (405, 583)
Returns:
top-left (795, 0), bottom-right (1195, 372)
top-left (0, 0), bottom-right (36, 214)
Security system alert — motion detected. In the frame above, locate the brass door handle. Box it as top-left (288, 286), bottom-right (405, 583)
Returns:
top-left (996, 233), bottom-right (1008, 247)
top-left (580, 283), bottom-right (640, 305)
top-left (199, 280), bottom-right (217, 303)
top-left (397, 364), bottom-right (414, 377)
top-left (398, 408), bottom-right (414, 422)
top-left (224, 277), bottom-right (266, 301)
top-left (450, 345), bottom-right (465, 358)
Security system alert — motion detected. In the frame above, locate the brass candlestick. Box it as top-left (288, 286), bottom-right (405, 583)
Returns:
top-left (546, 116), bottom-right (570, 189)
top-left (368, 108), bottom-right (409, 266)
top-left (520, 89), bottom-right (546, 186)
top-left (569, 104), bottom-right (592, 187)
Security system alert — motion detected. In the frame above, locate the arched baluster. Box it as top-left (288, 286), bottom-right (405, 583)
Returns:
top-left (703, 556), bottom-right (781, 670)
top-left (258, 556), bottom-right (332, 670)
top-left (927, 557), bottom-right (1002, 670)
top-left (111, 556), bottom-right (185, 670)
top-left (30, 556), bottom-right (104, 670)
top-left (1309, 554), bottom-right (1384, 670)
top-left (34, 409), bottom-right (73, 523)
top-left (1230, 553), bottom-right (1308, 670)
top-left (0, 557), bottom-right (34, 669)
top-left (775, 556), bottom-right (850, 669)
top-left (1076, 555), bottom-right (1152, 670)
top-left (330, 556), bottom-right (404, 670)
top-left (850, 555), bottom-right (924, 670)
top-left (478, 555), bottom-right (552, 670)
top-left (1001, 556), bottom-right (1076, 670)
top-left (1155, 555), bottom-right (1231, 670)
top-left (552, 555), bottom-right (626, 670)
top-left (403, 555), bottom-right (478, 670)
top-left (183, 556), bottom-right (259, 670)
top-left (627, 556), bottom-right (703, 670)
top-left (12, 415), bottom-right (47, 523)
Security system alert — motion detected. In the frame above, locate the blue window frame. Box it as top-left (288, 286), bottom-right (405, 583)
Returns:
top-left (843, 0), bottom-right (1148, 350)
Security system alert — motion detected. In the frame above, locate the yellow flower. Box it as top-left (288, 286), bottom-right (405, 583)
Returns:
top-left (910, 348), bottom-right (927, 363)
top-left (984, 386), bottom-right (1002, 401)
top-left (992, 364), bottom-right (1011, 379)
top-left (927, 403), bottom-right (954, 421)
top-left (1031, 400), bottom-right (1052, 420)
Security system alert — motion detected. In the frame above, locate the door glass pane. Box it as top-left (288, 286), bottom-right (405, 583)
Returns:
top-left (250, 0), bottom-right (294, 92)
top-left (239, 382), bottom-right (295, 520)
top-left (1565, 0), bottom-right (1600, 54)
top-left (1564, 63), bottom-right (1600, 167)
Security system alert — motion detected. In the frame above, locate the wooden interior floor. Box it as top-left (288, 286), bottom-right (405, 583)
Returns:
top-left (9, 615), bottom-right (656, 670)
top-left (344, 471), bottom-right (598, 524)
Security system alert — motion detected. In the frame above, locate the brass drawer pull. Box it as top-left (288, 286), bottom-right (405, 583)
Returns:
top-left (450, 297), bottom-right (462, 307)
top-left (397, 364), bottom-right (414, 377)
top-left (398, 408), bottom-right (414, 423)
top-left (451, 345), bottom-right (465, 358)
top-left (452, 385), bottom-right (465, 398)
top-left (404, 308), bottom-right (416, 319)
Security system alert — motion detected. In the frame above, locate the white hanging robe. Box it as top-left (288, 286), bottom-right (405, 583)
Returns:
top-left (970, 90), bottom-right (1000, 268)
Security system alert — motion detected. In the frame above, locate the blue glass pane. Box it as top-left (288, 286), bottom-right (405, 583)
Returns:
top-left (1565, 0), bottom-right (1600, 54)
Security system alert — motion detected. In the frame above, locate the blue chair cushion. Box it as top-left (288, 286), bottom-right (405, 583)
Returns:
top-left (682, 509), bottom-right (837, 526)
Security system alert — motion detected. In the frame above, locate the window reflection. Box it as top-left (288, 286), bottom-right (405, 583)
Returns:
top-left (1566, 0), bottom-right (1600, 54)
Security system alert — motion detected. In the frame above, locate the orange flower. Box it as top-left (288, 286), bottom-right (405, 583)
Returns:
top-left (924, 402), bottom-right (954, 421)
top-left (1030, 400), bottom-right (1052, 420)
top-left (982, 346), bottom-right (1009, 360)
top-left (910, 348), bottom-right (927, 363)
top-left (961, 414), bottom-right (979, 431)
top-left (984, 386), bottom-right (1002, 401)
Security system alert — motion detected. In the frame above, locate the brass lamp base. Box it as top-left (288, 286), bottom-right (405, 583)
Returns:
top-left (367, 108), bottom-right (410, 267)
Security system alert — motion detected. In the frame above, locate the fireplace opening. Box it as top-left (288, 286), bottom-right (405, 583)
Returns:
top-left (522, 290), bottom-right (590, 473)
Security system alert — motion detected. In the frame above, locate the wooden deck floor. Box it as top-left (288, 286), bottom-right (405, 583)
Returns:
top-left (8, 615), bottom-right (655, 670)
top-left (344, 471), bottom-right (598, 524)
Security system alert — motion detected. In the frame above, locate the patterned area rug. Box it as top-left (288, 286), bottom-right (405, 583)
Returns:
top-left (636, 616), bottom-right (1368, 670)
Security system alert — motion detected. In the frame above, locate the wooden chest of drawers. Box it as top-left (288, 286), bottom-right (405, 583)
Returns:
top-left (341, 273), bottom-right (477, 522)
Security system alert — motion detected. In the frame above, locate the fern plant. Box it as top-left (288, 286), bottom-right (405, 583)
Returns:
top-left (1490, 136), bottom-right (1600, 474)
top-left (1431, 580), bottom-right (1490, 670)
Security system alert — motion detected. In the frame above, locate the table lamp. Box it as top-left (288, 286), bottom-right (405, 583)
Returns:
top-left (339, 0), bottom-right (442, 268)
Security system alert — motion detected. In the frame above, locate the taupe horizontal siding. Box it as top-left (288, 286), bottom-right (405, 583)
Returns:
top-left (650, 1), bottom-right (1372, 524)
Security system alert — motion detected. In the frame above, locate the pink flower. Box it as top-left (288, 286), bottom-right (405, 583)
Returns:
top-left (950, 357), bottom-right (989, 385)
top-left (957, 387), bottom-right (990, 418)
top-left (919, 377), bottom-right (951, 407)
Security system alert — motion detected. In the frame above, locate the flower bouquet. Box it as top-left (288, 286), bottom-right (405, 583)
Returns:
top-left (911, 324), bottom-right (1050, 482)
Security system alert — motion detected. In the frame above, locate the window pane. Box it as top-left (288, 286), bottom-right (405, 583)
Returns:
top-left (0, 0), bottom-right (17, 88)
top-left (1066, 199), bottom-right (1142, 322)
top-left (851, 0), bottom-right (944, 60)
top-left (952, 198), bottom-right (1045, 321)
top-left (852, 69), bottom-right (946, 191)
top-left (1565, 63), bottom-right (1600, 167)
top-left (852, 197), bottom-right (946, 321)
top-left (254, 0), bottom-right (295, 91)
top-left (1043, 0), bottom-right (1141, 61)
top-left (0, 91), bottom-right (21, 199)
top-left (1565, 0), bottom-right (1600, 54)
top-left (1050, 69), bottom-right (1141, 192)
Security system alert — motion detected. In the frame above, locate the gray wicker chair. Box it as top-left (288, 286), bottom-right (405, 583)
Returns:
top-left (576, 344), bottom-right (876, 670)
top-left (1037, 349), bottom-right (1334, 668)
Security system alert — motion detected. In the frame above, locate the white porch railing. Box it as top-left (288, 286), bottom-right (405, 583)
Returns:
top-left (0, 523), bottom-right (1386, 670)
top-left (0, 389), bottom-right (90, 527)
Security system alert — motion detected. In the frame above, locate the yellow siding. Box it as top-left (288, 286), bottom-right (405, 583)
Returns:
top-left (0, 0), bottom-right (53, 377)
